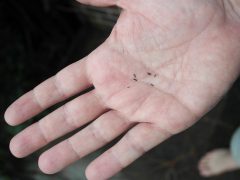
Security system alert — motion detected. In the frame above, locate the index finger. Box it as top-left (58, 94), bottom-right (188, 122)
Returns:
top-left (5, 59), bottom-right (92, 126)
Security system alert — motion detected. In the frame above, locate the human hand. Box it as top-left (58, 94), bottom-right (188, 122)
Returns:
top-left (5, 0), bottom-right (240, 179)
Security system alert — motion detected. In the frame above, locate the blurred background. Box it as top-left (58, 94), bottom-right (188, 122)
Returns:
top-left (0, 0), bottom-right (240, 179)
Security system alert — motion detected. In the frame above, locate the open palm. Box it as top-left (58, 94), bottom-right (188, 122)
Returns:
top-left (5, 0), bottom-right (240, 179)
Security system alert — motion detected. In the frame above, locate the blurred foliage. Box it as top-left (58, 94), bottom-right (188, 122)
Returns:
top-left (0, 0), bottom-right (113, 179)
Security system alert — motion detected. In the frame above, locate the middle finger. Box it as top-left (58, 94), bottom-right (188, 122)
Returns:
top-left (10, 90), bottom-right (107, 158)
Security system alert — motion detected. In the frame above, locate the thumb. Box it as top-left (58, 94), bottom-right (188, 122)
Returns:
top-left (76, 0), bottom-right (118, 7)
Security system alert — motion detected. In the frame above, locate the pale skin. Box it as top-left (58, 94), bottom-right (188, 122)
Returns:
top-left (4, 0), bottom-right (240, 179)
top-left (198, 149), bottom-right (240, 177)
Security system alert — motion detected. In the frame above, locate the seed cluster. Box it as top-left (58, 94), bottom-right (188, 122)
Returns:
top-left (127, 72), bottom-right (158, 89)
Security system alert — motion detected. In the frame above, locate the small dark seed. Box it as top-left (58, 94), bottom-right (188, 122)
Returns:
top-left (147, 72), bottom-right (152, 76)
top-left (133, 78), bottom-right (138, 81)
top-left (127, 86), bottom-right (130, 88)
top-left (133, 74), bottom-right (137, 78)
top-left (150, 83), bottom-right (154, 87)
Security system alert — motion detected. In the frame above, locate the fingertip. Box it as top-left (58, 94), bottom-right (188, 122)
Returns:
top-left (85, 164), bottom-right (100, 180)
top-left (9, 137), bottom-right (26, 158)
top-left (5, 91), bottom-right (42, 126)
top-left (4, 106), bottom-right (18, 126)
top-left (38, 153), bottom-right (58, 175)
top-left (85, 160), bottom-right (113, 180)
